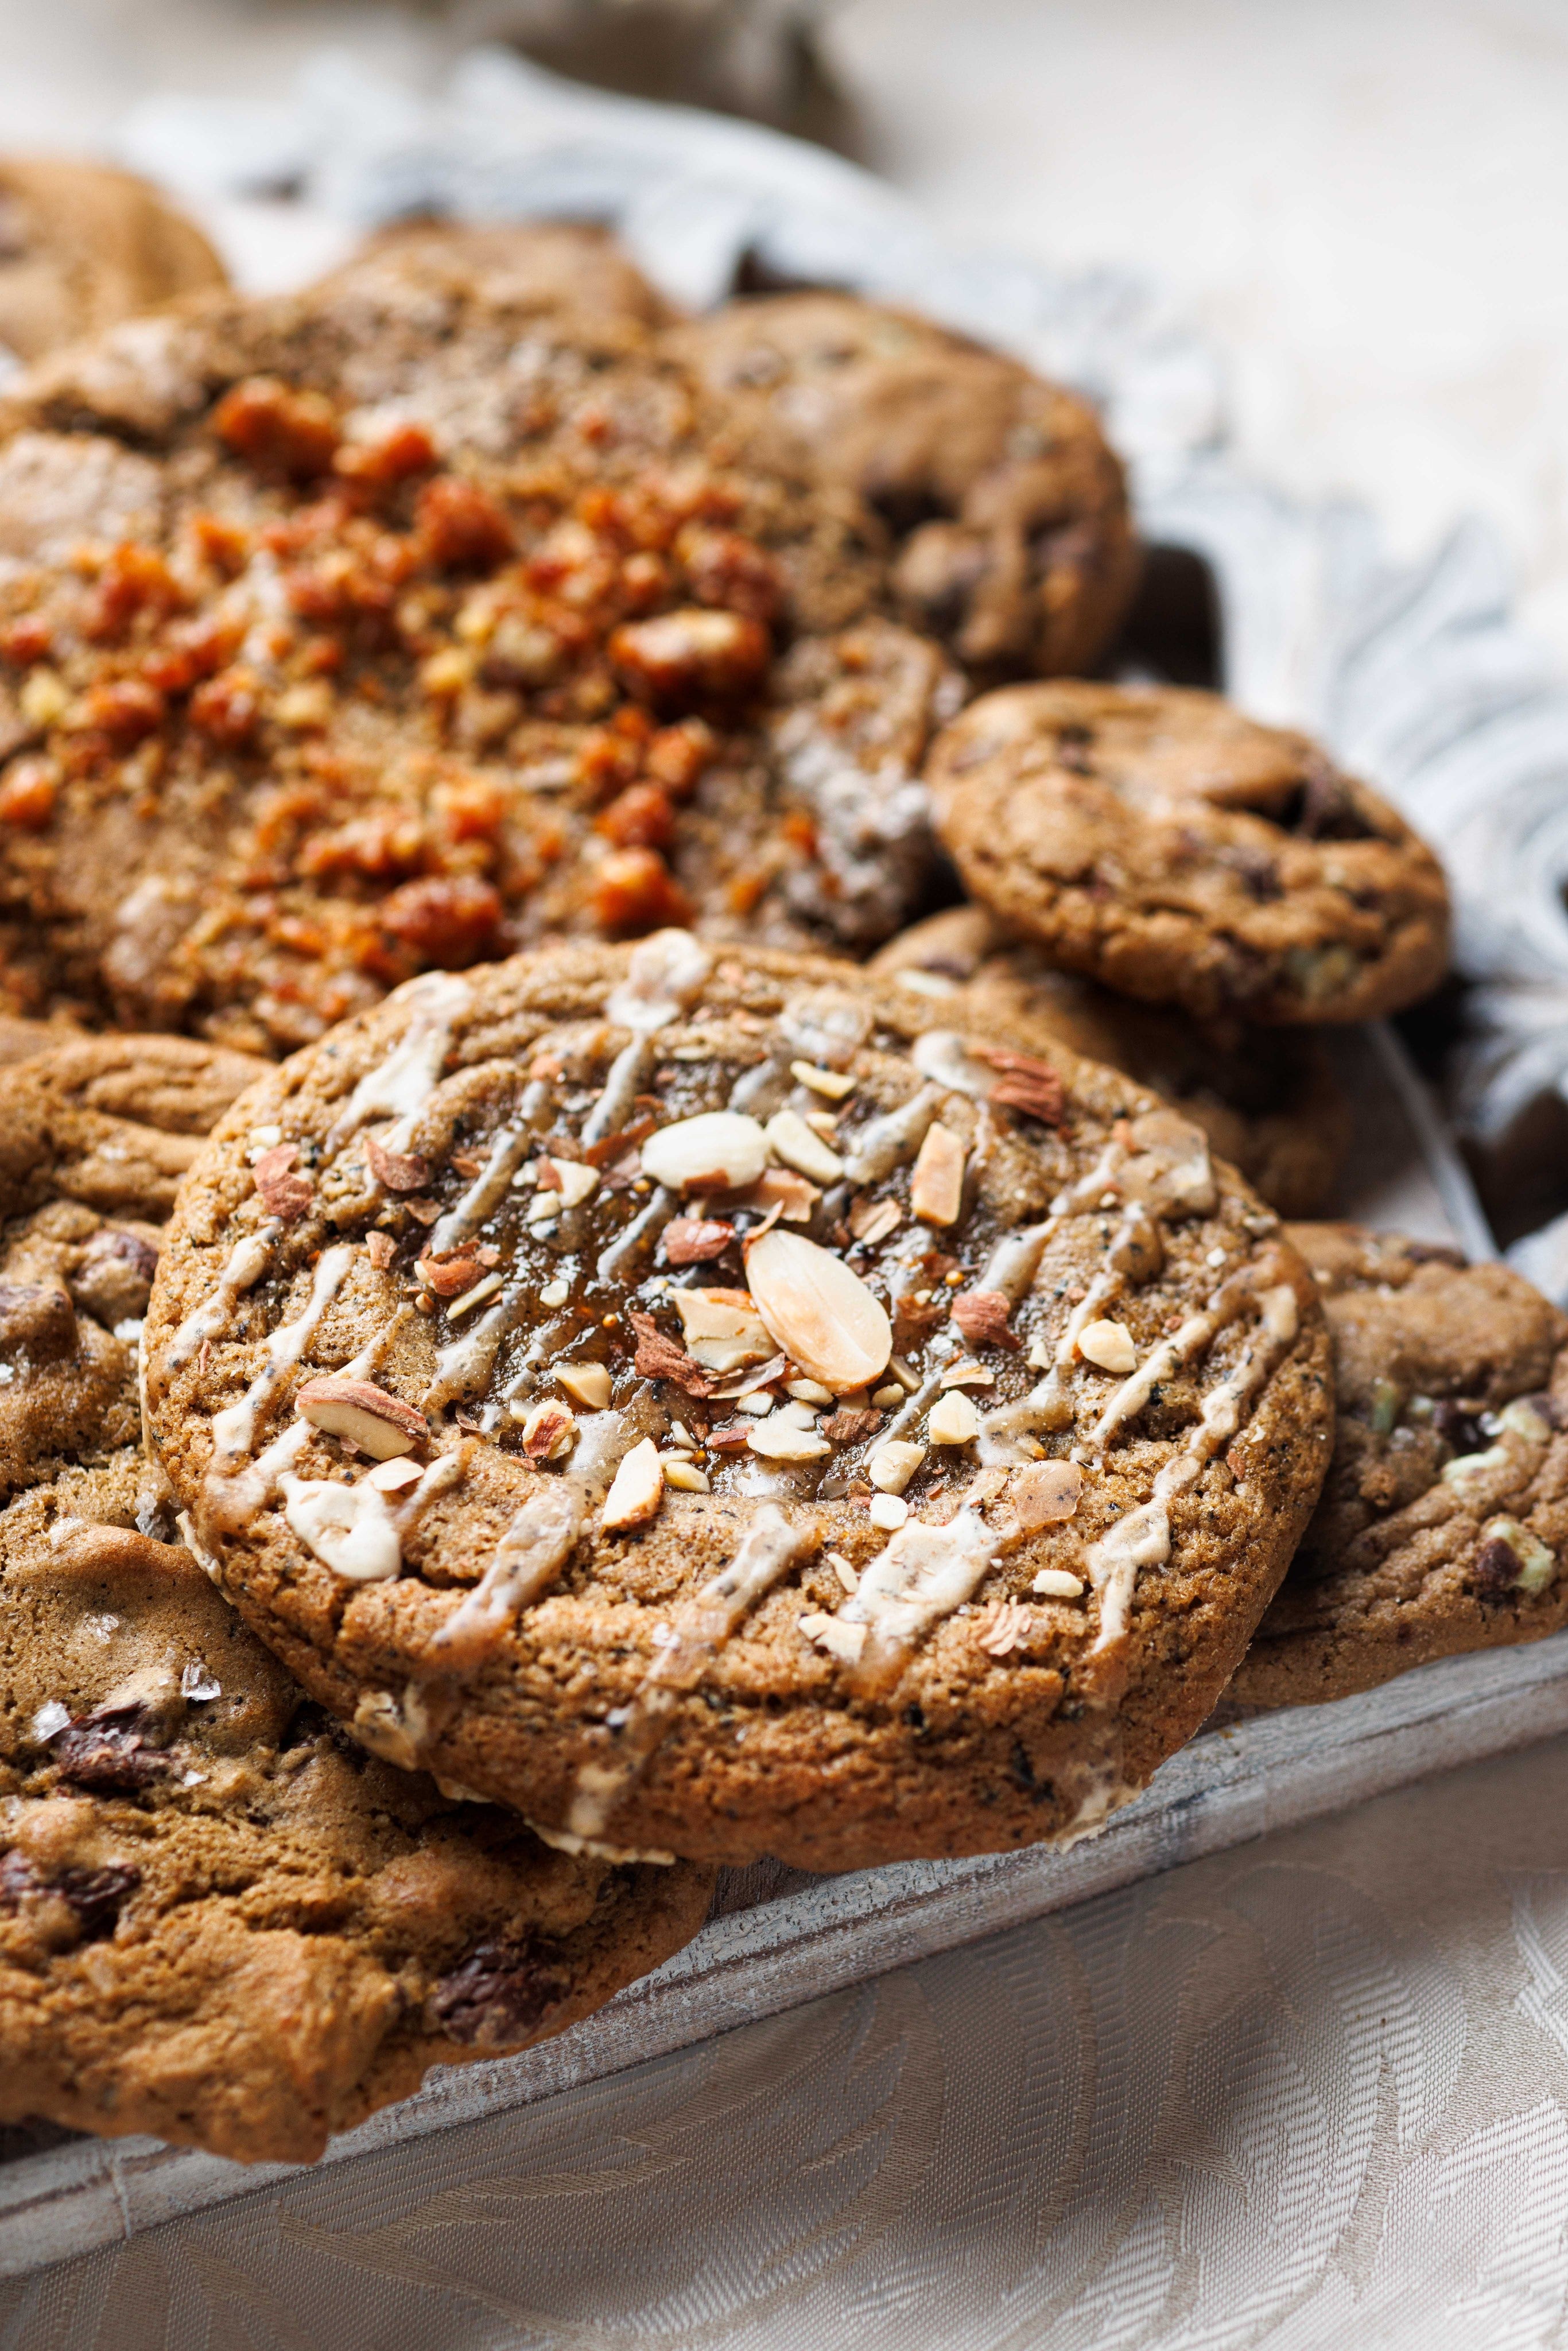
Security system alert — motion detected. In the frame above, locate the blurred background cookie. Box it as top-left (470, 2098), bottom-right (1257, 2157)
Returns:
top-left (0, 157), bottom-right (225, 373)
top-left (316, 216), bottom-right (672, 329)
top-left (668, 291), bottom-right (1139, 680)
top-left (927, 681), bottom-right (1451, 1026)
top-left (870, 904), bottom-right (1352, 1219)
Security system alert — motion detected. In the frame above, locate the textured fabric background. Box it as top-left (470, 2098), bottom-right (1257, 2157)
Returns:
top-left (6, 1732), bottom-right (1568, 2349)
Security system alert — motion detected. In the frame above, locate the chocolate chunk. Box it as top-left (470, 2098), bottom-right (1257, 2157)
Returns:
top-left (1473, 1539), bottom-right (1522, 1601)
top-left (53, 1703), bottom-right (167, 1794)
top-left (0, 1850), bottom-right (139, 1941)
top-left (1433, 1400), bottom-right (1487, 1456)
top-left (0, 1282), bottom-right (77, 1363)
top-left (430, 1938), bottom-right (566, 2046)
top-left (69, 1227), bottom-right (160, 1324)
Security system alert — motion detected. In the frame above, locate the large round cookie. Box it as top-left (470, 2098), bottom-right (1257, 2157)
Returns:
top-left (1229, 1224), bottom-right (1568, 1709)
top-left (143, 934), bottom-right (1334, 1872)
top-left (669, 291), bottom-right (1138, 680)
top-left (870, 905), bottom-right (1352, 1218)
top-left (0, 1034), bottom-right (712, 2162)
top-left (0, 158), bottom-right (226, 369)
top-left (928, 682), bottom-right (1451, 1025)
top-left (0, 249), bottom-right (952, 1047)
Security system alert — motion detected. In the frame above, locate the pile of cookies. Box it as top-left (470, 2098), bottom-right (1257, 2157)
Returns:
top-left (0, 210), bottom-right (1562, 2168)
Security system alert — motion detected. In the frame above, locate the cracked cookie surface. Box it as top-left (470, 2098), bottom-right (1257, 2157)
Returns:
top-left (0, 1034), bottom-right (712, 2163)
top-left (927, 682), bottom-right (1450, 1026)
top-left (669, 290), bottom-right (1138, 681)
top-left (143, 933), bottom-right (1333, 1873)
top-left (1229, 1224), bottom-right (1568, 1709)
top-left (870, 904), bottom-right (1352, 1218)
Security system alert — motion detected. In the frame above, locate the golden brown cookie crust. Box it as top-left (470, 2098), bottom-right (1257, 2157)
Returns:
top-left (927, 682), bottom-right (1451, 1026)
top-left (669, 290), bottom-right (1139, 680)
top-left (870, 905), bottom-right (1352, 1217)
top-left (0, 158), bottom-right (226, 368)
top-left (143, 937), bottom-right (1333, 1873)
top-left (1229, 1224), bottom-right (1568, 1709)
top-left (0, 259), bottom-right (950, 1046)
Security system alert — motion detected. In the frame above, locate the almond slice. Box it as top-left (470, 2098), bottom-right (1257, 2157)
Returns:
top-left (556, 1361), bottom-right (613, 1411)
top-left (517, 1399), bottom-right (578, 1460)
top-left (790, 1061), bottom-right (856, 1101)
top-left (927, 1391), bottom-right (981, 1445)
top-left (1078, 1319), bottom-right (1138, 1374)
top-left (296, 1376), bottom-right (429, 1460)
top-left (601, 1436), bottom-right (665, 1533)
top-left (766, 1107), bottom-right (844, 1184)
top-left (743, 1228), bottom-right (892, 1396)
top-left (642, 1111), bottom-right (769, 1195)
top-left (909, 1122), bottom-right (966, 1226)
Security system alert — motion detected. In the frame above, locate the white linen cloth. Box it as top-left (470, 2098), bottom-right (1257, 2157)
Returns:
top-left (5, 1731), bottom-right (1568, 2348)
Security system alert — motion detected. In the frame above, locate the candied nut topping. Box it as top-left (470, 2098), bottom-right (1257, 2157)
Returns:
top-left (0, 378), bottom-right (947, 1046)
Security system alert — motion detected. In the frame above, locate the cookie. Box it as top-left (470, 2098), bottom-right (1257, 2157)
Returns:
top-left (927, 683), bottom-right (1451, 1025)
top-left (0, 1034), bottom-right (265, 1503)
top-left (870, 905), bottom-right (1352, 1217)
top-left (0, 257), bottom-right (953, 1046)
top-left (142, 933), bottom-right (1334, 1873)
top-left (1228, 1224), bottom-right (1568, 1709)
top-left (0, 1457), bottom-right (712, 2163)
top-left (0, 159), bottom-right (226, 370)
top-left (0, 1008), bottom-right (78, 1065)
top-left (668, 291), bottom-right (1139, 680)
top-left (0, 1036), bottom-right (712, 2163)
top-left (324, 218), bottom-right (670, 328)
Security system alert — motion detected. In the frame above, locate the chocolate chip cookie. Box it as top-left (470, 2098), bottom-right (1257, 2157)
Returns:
top-left (0, 1033), bottom-right (712, 2162)
top-left (669, 291), bottom-right (1139, 680)
top-left (0, 1456), bottom-right (712, 2163)
top-left (0, 1034), bottom-right (265, 1502)
top-left (0, 255), bottom-right (952, 1046)
top-left (870, 905), bottom-right (1352, 1217)
top-left (1229, 1224), bottom-right (1568, 1708)
top-left (0, 158), bottom-right (226, 370)
top-left (142, 934), bottom-right (1333, 1873)
top-left (927, 683), bottom-right (1451, 1025)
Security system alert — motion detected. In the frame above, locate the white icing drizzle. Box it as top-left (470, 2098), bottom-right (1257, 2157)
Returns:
top-left (565, 1505), bottom-right (814, 1839)
top-left (424, 1279), bottom-right (531, 1411)
top-left (323, 970), bottom-right (471, 1155)
top-left (203, 1419), bottom-right (312, 1532)
top-left (209, 1244), bottom-right (356, 1468)
top-left (162, 1223), bottom-right (280, 1370)
top-left (596, 1185), bottom-right (677, 1283)
top-left (425, 1114), bottom-right (540, 1256)
top-left (581, 1033), bottom-right (652, 1146)
top-left (428, 1484), bottom-right (583, 1667)
top-left (525, 1818), bottom-right (677, 1865)
top-left (391, 1448), bottom-right (467, 1533)
top-left (279, 1446), bottom-right (464, 1587)
top-left (604, 928), bottom-right (712, 1034)
top-left (976, 1219), bottom-right (1055, 1305)
top-left (836, 1507), bottom-right (1002, 1666)
top-left (1080, 1278), bottom-right (1300, 1651)
top-left (281, 1475), bottom-right (401, 1582)
top-left (842, 1084), bottom-right (943, 1184)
